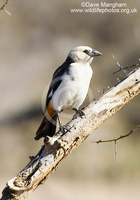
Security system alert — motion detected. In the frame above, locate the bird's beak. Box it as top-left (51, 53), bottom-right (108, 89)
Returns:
top-left (90, 49), bottom-right (102, 57)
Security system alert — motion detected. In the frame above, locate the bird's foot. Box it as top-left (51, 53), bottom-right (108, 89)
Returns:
top-left (59, 124), bottom-right (73, 135)
top-left (44, 135), bottom-right (51, 144)
top-left (44, 135), bottom-right (58, 145)
top-left (72, 108), bottom-right (85, 120)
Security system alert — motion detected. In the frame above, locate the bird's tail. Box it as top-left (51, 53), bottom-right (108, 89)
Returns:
top-left (35, 114), bottom-right (57, 140)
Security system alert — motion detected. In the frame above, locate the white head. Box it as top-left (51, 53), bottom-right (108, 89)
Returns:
top-left (68, 46), bottom-right (102, 64)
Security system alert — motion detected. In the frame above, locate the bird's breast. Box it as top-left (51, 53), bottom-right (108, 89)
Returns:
top-left (68, 62), bottom-right (93, 82)
top-left (51, 63), bottom-right (93, 111)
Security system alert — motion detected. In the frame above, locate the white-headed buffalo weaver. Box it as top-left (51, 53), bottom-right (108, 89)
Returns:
top-left (35, 46), bottom-right (102, 140)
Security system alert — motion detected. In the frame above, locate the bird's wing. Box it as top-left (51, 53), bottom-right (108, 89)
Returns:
top-left (45, 56), bottom-right (73, 111)
top-left (45, 64), bottom-right (68, 108)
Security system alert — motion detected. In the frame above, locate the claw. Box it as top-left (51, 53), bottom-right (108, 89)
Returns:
top-left (60, 124), bottom-right (73, 135)
top-left (72, 108), bottom-right (85, 119)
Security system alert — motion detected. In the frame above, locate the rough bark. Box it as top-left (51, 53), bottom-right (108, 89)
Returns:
top-left (1, 68), bottom-right (140, 200)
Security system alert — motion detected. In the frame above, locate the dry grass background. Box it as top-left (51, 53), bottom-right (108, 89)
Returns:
top-left (0, 0), bottom-right (140, 199)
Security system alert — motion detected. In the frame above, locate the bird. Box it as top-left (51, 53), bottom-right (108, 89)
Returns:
top-left (35, 46), bottom-right (102, 140)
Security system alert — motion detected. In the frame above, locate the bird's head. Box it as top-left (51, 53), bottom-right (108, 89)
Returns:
top-left (68, 46), bottom-right (102, 64)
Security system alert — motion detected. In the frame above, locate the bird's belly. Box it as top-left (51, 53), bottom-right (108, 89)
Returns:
top-left (51, 78), bottom-right (90, 112)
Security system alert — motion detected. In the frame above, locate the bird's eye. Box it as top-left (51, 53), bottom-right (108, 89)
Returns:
top-left (83, 49), bottom-right (89, 54)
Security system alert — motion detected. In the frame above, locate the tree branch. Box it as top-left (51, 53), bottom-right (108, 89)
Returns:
top-left (1, 67), bottom-right (140, 200)
top-left (92, 125), bottom-right (140, 144)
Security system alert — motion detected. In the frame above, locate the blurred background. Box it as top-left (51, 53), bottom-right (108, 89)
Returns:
top-left (0, 0), bottom-right (140, 199)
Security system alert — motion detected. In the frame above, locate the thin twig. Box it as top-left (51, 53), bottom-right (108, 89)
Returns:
top-left (114, 140), bottom-right (117, 162)
top-left (92, 125), bottom-right (140, 144)
top-left (0, 0), bottom-right (8, 10)
top-left (113, 62), bottom-right (140, 74)
top-left (112, 55), bottom-right (128, 76)
top-left (0, 0), bottom-right (12, 16)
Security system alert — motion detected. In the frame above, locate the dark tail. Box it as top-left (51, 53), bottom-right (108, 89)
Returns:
top-left (35, 114), bottom-right (57, 140)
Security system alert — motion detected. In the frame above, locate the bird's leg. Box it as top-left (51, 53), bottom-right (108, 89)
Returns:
top-left (57, 112), bottom-right (63, 130)
top-left (57, 112), bottom-right (72, 135)
top-left (72, 108), bottom-right (85, 119)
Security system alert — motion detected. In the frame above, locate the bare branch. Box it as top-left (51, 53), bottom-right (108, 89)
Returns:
top-left (0, 0), bottom-right (12, 16)
top-left (1, 67), bottom-right (140, 200)
top-left (92, 125), bottom-right (140, 144)
top-left (112, 55), bottom-right (128, 76)
top-left (113, 62), bottom-right (140, 74)
top-left (0, 0), bottom-right (9, 10)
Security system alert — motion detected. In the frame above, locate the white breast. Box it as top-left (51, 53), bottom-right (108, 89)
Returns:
top-left (51, 63), bottom-right (93, 112)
